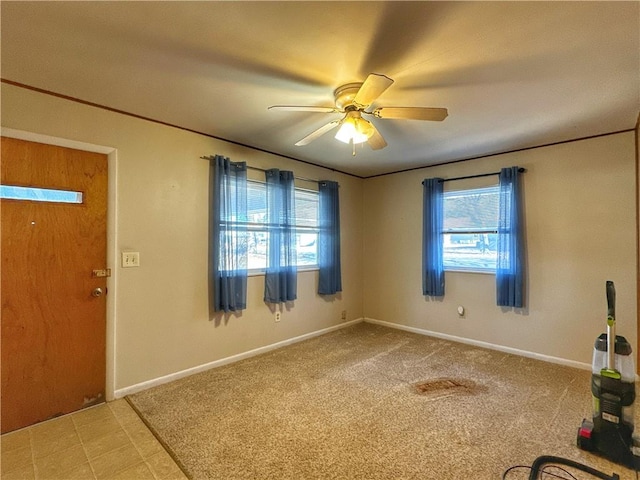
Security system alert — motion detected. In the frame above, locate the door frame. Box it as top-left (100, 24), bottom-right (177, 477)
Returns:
top-left (1, 127), bottom-right (118, 401)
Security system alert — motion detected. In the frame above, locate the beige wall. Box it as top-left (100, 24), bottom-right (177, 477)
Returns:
top-left (2, 83), bottom-right (637, 393)
top-left (1, 84), bottom-right (364, 392)
top-left (363, 132), bottom-right (637, 364)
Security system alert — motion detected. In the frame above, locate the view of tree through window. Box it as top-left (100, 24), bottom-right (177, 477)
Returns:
top-left (247, 180), bottom-right (319, 271)
top-left (443, 186), bottom-right (500, 271)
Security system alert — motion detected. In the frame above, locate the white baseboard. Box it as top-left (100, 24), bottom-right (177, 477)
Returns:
top-left (115, 318), bottom-right (364, 398)
top-left (115, 317), bottom-right (638, 399)
top-left (364, 317), bottom-right (593, 372)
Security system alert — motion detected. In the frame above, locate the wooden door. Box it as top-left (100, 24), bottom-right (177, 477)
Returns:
top-left (1, 137), bottom-right (108, 433)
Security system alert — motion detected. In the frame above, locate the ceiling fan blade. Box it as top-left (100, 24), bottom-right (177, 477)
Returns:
top-left (269, 105), bottom-right (339, 113)
top-left (295, 120), bottom-right (341, 146)
top-left (353, 73), bottom-right (394, 108)
top-left (373, 107), bottom-right (448, 121)
top-left (367, 123), bottom-right (387, 150)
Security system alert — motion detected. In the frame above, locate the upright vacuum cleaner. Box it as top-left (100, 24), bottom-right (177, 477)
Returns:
top-left (577, 281), bottom-right (640, 470)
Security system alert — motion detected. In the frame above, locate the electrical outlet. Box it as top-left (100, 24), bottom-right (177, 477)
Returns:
top-left (341, 310), bottom-right (347, 320)
top-left (275, 311), bottom-right (281, 322)
top-left (121, 251), bottom-right (140, 268)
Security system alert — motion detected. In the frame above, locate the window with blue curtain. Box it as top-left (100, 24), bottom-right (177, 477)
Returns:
top-left (264, 169), bottom-right (297, 304)
top-left (210, 155), bottom-right (248, 312)
top-left (245, 182), bottom-right (319, 271)
top-left (318, 180), bottom-right (341, 295)
top-left (422, 178), bottom-right (445, 297)
top-left (442, 186), bottom-right (499, 272)
top-left (496, 166), bottom-right (525, 307)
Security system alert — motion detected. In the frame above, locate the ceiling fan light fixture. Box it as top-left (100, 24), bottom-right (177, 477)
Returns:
top-left (335, 111), bottom-right (374, 145)
top-left (335, 119), bottom-right (366, 144)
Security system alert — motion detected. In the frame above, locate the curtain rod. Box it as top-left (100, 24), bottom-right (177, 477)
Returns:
top-left (439, 167), bottom-right (526, 183)
top-left (200, 156), bottom-right (319, 183)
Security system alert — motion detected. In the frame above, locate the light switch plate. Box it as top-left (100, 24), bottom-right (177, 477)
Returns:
top-left (122, 251), bottom-right (140, 268)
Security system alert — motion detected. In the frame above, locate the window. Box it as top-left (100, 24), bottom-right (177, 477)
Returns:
top-left (0, 185), bottom-right (83, 204)
top-left (246, 180), bottom-right (319, 271)
top-left (443, 185), bottom-right (499, 272)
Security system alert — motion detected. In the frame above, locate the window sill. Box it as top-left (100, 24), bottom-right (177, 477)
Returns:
top-left (444, 268), bottom-right (495, 275)
top-left (248, 266), bottom-right (319, 277)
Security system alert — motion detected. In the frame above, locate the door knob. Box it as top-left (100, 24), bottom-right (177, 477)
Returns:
top-left (92, 287), bottom-right (103, 298)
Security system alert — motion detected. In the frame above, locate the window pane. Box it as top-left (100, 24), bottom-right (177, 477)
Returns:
top-left (443, 186), bottom-right (498, 232)
top-left (443, 233), bottom-right (497, 270)
top-left (218, 228), bottom-right (248, 271)
top-left (246, 180), bottom-right (319, 270)
top-left (247, 230), bottom-right (267, 270)
top-left (247, 181), bottom-right (267, 224)
top-left (296, 232), bottom-right (317, 267)
top-left (295, 188), bottom-right (318, 267)
top-left (295, 189), bottom-right (319, 228)
top-left (1, 185), bottom-right (83, 204)
top-left (443, 186), bottom-right (499, 271)
top-left (246, 182), bottom-right (268, 270)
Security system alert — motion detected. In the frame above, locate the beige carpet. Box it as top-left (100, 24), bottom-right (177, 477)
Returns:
top-left (127, 323), bottom-right (638, 479)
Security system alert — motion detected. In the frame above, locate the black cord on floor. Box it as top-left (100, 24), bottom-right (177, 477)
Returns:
top-left (502, 464), bottom-right (579, 480)
top-left (502, 465), bottom-right (530, 479)
top-left (541, 466), bottom-right (579, 480)
top-left (501, 462), bottom-right (640, 479)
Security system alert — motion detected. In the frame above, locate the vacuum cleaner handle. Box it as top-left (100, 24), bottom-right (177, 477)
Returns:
top-left (606, 280), bottom-right (615, 323)
top-left (605, 281), bottom-right (616, 373)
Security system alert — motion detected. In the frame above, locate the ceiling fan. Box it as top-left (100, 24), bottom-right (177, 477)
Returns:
top-left (268, 73), bottom-right (448, 153)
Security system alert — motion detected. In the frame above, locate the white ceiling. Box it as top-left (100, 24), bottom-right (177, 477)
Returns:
top-left (1, 1), bottom-right (638, 177)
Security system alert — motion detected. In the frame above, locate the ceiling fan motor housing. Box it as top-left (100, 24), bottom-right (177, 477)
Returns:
top-left (334, 83), bottom-right (364, 110)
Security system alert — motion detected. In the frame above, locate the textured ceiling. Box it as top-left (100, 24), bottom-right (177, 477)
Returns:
top-left (1, 1), bottom-right (638, 177)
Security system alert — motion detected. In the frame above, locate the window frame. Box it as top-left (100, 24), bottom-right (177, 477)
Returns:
top-left (442, 184), bottom-right (500, 274)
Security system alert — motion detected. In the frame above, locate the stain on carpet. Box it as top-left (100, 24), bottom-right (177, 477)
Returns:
top-left (414, 377), bottom-right (483, 397)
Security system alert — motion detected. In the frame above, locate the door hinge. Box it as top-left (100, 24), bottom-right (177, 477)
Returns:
top-left (92, 269), bottom-right (112, 278)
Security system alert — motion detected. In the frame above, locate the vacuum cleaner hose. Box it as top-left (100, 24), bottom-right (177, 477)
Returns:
top-left (528, 455), bottom-right (620, 480)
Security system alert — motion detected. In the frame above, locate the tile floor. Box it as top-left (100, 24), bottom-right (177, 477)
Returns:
top-left (1, 399), bottom-right (187, 480)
